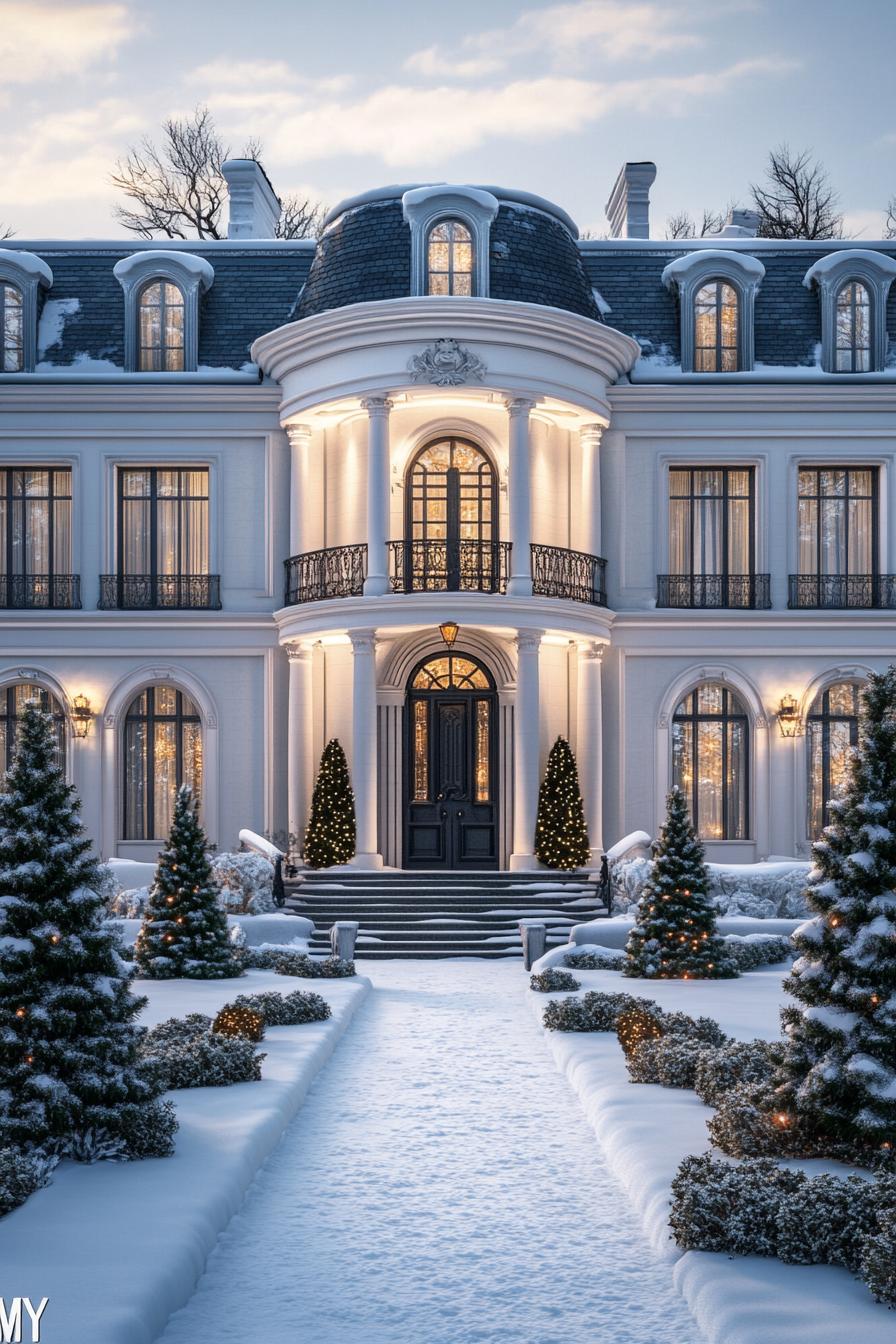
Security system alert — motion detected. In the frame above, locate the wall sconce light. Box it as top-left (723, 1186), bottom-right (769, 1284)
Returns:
top-left (777, 693), bottom-right (801, 738)
top-left (71, 693), bottom-right (93, 738)
top-left (439, 621), bottom-right (460, 649)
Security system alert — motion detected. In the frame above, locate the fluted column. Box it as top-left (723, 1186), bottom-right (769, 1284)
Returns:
top-left (510, 629), bottom-right (542, 869)
top-left (286, 422), bottom-right (313, 557)
top-left (362, 396), bottom-right (393, 596)
top-left (350, 628), bottom-right (382, 867)
top-left (286, 642), bottom-right (314, 856)
top-left (579, 423), bottom-right (603, 558)
top-left (577, 640), bottom-right (604, 865)
top-left (506, 397), bottom-right (535, 596)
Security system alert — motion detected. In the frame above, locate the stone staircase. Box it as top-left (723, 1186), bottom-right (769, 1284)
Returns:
top-left (283, 871), bottom-right (606, 959)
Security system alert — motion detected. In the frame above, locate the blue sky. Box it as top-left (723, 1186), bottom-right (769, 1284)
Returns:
top-left (2, 0), bottom-right (894, 239)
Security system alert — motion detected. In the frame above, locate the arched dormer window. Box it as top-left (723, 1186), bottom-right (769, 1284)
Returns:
top-left (113, 251), bottom-right (214, 373)
top-left (672, 681), bottom-right (749, 839)
top-left (803, 250), bottom-right (896, 373)
top-left (402, 187), bottom-right (499, 298)
top-left (0, 249), bottom-right (53, 374)
top-left (662, 250), bottom-right (764, 373)
top-left (426, 220), bottom-right (473, 296)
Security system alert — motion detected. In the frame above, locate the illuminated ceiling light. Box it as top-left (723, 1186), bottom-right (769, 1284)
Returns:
top-left (439, 621), bottom-right (460, 649)
top-left (776, 693), bottom-right (802, 738)
top-left (71, 693), bottom-right (93, 738)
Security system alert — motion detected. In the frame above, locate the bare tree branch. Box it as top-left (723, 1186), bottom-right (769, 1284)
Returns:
top-left (0, 224), bottom-right (14, 240)
top-left (665, 206), bottom-right (727, 239)
top-left (751, 145), bottom-right (844, 239)
top-left (277, 194), bottom-right (327, 240)
top-left (885, 196), bottom-right (896, 240)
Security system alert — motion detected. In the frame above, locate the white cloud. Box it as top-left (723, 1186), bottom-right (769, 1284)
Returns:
top-left (0, 99), bottom-right (142, 207)
top-left (842, 208), bottom-right (892, 241)
top-left (0, 2), bottom-right (134, 83)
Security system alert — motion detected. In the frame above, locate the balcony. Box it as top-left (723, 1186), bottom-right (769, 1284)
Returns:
top-left (0, 574), bottom-right (81, 609)
top-left (788, 575), bottom-right (896, 610)
top-left (531, 544), bottom-right (607, 606)
top-left (285, 545), bottom-right (367, 605)
top-left (388, 540), bottom-right (510, 594)
top-left (657, 574), bottom-right (772, 610)
top-left (99, 575), bottom-right (222, 610)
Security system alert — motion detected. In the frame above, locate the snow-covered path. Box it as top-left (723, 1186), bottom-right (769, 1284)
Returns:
top-left (158, 961), bottom-right (700, 1344)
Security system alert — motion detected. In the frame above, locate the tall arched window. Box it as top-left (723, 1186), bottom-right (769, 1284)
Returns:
top-left (672, 682), bottom-right (749, 839)
top-left (694, 281), bottom-right (739, 372)
top-left (807, 681), bottom-right (862, 837)
top-left (835, 281), bottom-right (871, 372)
top-left (426, 220), bottom-right (473, 296)
top-left (0, 683), bottom-right (66, 773)
top-left (1, 283), bottom-right (24, 372)
top-left (123, 685), bottom-right (202, 840)
top-left (138, 281), bottom-right (185, 371)
top-left (403, 438), bottom-right (499, 591)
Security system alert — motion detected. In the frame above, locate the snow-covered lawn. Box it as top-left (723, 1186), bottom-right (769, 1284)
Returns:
top-left (530, 964), bottom-right (893, 1344)
top-left (0, 970), bottom-right (369, 1344)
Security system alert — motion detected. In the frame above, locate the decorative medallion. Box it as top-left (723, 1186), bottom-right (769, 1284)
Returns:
top-left (407, 339), bottom-right (486, 387)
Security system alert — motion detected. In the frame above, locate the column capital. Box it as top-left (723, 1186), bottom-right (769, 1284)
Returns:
top-left (578, 640), bottom-right (605, 661)
top-left (579, 422), bottom-right (605, 447)
top-left (504, 395), bottom-right (537, 417)
top-left (350, 628), bottom-right (378, 655)
top-left (284, 641), bottom-right (312, 664)
top-left (361, 395), bottom-right (394, 417)
top-left (515, 629), bottom-right (544, 653)
top-left (285, 421), bottom-right (313, 446)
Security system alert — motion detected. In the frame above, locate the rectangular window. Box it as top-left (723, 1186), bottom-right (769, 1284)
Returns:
top-left (667, 467), bottom-right (755, 606)
top-left (797, 467), bottom-right (876, 578)
top-left (0, 468), bottom-right (72, 606)
top-left (118, 467), bottom-right (209, 580)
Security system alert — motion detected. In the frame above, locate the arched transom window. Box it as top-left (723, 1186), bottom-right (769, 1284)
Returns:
top-left (807, 680), bottom-right (862, 838)
top-left (411, 655), bottom-right (492, 691)
top-left (694, 281), bottom-right (739, 372)
top-left (672, 682), bottom-right (749, 839)
top-left (123, 685), bottom-right (202, 840)
top-left (138, 280), bottom-right (185, 371)
top-left (426, 220), bottom-right (473, 296)
top-left (1, 284), bottom-right (24, 372)
top-left (0, 683), bottom-right (66, 773)
top-left (835, 281), bottom-right (871, 373)
top-left (405, 438), bottom-right (499, 592)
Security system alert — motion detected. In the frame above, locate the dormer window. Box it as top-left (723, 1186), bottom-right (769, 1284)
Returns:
top-left (835, 280), bottom-right (871, 372)
top-left (661, 250), bottom-right (764, 373)
top-left (803, 250), bottom-right (896, 374)
top-left (427, 220), bottom-right (474, 296)
top-left (2, 283), bottom-right (23, 371)
top-left (113, 250), bottom-right (214, 373)
top-left (694, 280), bottom-right (739, 372)
top-left (0, 249), bottom-right (53, 374)
top-left (138, 280), bottom-right (185, 371)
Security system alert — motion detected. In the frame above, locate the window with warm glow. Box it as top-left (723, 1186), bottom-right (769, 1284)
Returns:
top-left (426, 220), bottom-right (473, 296)
top-left (1, 283), bottom-right (24, 372)
top-left (672, 682), bottom-right (748, 840)
top-left (118, 467), bottom-right (209, 584)
top-left (668, 467), bottom-right (754, 588)
top-left (835, 281), bottom-right (871, 372)
top-left (807, 681), bottom-right (863, 838)
top-left (694, 280), bottom-right (739, 372)
top-left (0, 468), bottom-right (73, 604)
top-left (123, 685), bottom-right (202, 840)
top-left (138, 280), bottom-right (185, 371)
top-left (797, 467), bottom-right (876, 580)
top-left (0, 683), bottom-right (66, 773)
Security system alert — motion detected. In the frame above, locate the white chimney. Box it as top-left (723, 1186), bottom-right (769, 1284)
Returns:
top-left (717, 207), bottom-right (761, 239)
top-left (605, 162), bottom-right (657, 239)
top-left (221, 159), bottom-right (281, 239)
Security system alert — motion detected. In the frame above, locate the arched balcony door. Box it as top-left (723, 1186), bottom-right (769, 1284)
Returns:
top-left (404, 652), bottom-right (498, 869)
top-left (401, 438), bottom-right (503, 592)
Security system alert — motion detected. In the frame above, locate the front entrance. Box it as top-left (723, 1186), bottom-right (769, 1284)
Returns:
top-left (404, 653), bottom-right (499, 869)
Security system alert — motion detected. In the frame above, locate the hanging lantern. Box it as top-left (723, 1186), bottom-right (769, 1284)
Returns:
top-left (777, 693), bottom-right (801, 738)
top-left (439, 621), bottom-right (460, 649)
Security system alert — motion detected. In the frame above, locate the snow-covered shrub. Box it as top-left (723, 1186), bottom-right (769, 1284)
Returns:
top-left (565, 949), bottom-right (622, 971)
top-left (139, 1014), bottom-right (264, 1089)
top-left (776, 1173), bottom-right (890, 1272)
top-left (694, 1040), bottom-right (780, 1107)
top-left (93, 863), bottom-right (120, 906)
top-left (723, 934), bottom-right (792, 970)
top-left (0, 1147), bottom-right (57, 1218)
top-left (626, 1036), bottom-right (698, 1088)
top-left (658, 1011), bottom-right (728, 1047)
top-left (228, 921), bottom-right (247, 949)
top-left (861, 1205), bottom-right (896, 1307)
top-left (212, 1004), bottom-right (265, 1042)
top-left (530, 968), bottom-right (581, 993)
top-left (543, 990), bottom-right (660, 1033)
top-left (611, 856), bottom-right (811, 918)
top-left (228, 990), bottom-right (331, 1026)
top-left (669, 1153), bottom-right (804, 1256)
top-left (210, 851), bottom-right (275, 915)
top-left (707, 1080), bottom-right (812, 1158)
top-left (241, 947), bottom-right (355, 978)
top-left (107, 885), bottom-right (150, 919)
top-left (104, 1099), bottom-right (178, 1159)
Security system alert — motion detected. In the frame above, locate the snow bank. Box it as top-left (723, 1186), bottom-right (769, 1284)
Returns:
top-left (107, 912), bottom-right (312, 950)
top-left (106, 857), bottom-right (156, 890)
top-left (562, 913), bottom-right (802, 952)
top-left (612, 856), bottom-right (811, 918)
top-left (238, 829), bottom-right (284, 862)
top-left (605, 830), bottom-right (652, 864)
top-left (0, 970), bottom-right (369, 1344)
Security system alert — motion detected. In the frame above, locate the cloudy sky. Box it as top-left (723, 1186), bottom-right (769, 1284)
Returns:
top-left (2, 0), bottom-right (894, 239)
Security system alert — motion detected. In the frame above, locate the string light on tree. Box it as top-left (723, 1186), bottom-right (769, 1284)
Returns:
top-left (304, 739), bottom-right (357, 868)
top-left (533, 736), bottom-right (590, 870)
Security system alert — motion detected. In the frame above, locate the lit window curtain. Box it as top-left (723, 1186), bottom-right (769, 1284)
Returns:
top-left (848, 471), bottom-right (872, 573)
top-left (693, 470), bottom-right (723, 575)
top-left (123, 686), bottom-right (202, 840)
top-left (727, 470), bottom-right (751, 574)
top-left (0, 473), bottom-right (6, 579)
top-left (22, 471), bottom-right (49, 575)
top-left (668, 470), bottom-right (690, 575)
top-left (807, 682), bottom-right (861, 838)
top-left (121, 470), bottom-right (152, 575)
top-left (53, 471), bottom-right (72, 574)
top-left (672, 682), bottom-right (748, 840)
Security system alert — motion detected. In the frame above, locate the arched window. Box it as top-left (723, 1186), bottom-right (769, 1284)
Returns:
top-left (0, 682), bottom-right (66, 773)
top-left (672, 682), bottom-right (749, 839)
top-left (807, 681), bottom-right (862, 837)
top-left (137, 280), bottom-right (185, 371)
top-left (694, 281), bottom-right (739, 372)
top-left (426, 220), bottom-right (473, 296)
top-left (123, 685), bottom-right (202, 840)
top-left (835, 281), bottom-right (871, 372)
top-left (403, 438), bottom-right (499, 592)
top-left (1, 283), bottom-right (24, 372)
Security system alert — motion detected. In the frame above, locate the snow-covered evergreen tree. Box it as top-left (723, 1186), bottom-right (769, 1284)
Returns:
top-left (534, 737), bottom-right (590, 870)
top-left (135, 785), bottom-right (240, 979)
top-left (304, 740), bottom-right (356, 868)
top-left (623, 788), bottom-right (737, 979)
top-left (0, 701), bottom-right (175, 1156)
top-left (775, 668), bottom-right (896, 1148)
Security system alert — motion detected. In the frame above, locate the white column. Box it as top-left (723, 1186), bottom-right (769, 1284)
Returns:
top-left (577, 640), bottom-right (604, 865)
top-left (579, 423), bottom-right (603, 558)
top-left (286, 423), bottom-right (312, 557)
top-left (510, 629), bottom-right (543, 870)
top-left (506, 397), bottom-right (535, 597)
top-left (286, 642), bottom-right (314, 857)
top-left (350, 628), bottom-right (383, 867)
top-left (362, 396), bottom-right (393, 596)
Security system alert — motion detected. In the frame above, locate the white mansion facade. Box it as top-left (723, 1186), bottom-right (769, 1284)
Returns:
top-left (2, 162), bottom-right (895, 868)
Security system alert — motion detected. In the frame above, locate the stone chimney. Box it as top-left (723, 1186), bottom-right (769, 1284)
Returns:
top-left (605, 162), bottom-right (657, 239)
top-left (221, 159), bottom-right (281, 239)
top-left (717, 207), bottom-right (761, 239)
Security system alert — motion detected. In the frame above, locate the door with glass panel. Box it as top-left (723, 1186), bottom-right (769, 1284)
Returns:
top-left (117, 468), bottom-right (210, 608)
top-left (794, 468), bottom-right (878, 608)
top-left (666, 467), bottom-right (756, 607)
top-left (404, 654), bottom-right (498, 869)
top-left (403, 438), bottom-right (499, 592)
top-left (0, 468), bottom-right (74, 608)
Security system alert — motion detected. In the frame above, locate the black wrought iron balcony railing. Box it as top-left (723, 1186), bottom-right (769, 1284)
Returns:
top-left (788, 574), bottom-right (896, 610)
top-left (657, 574), bottom-right (772, 610)
top-left (0, 574), bottom-right (81, 609)
top-left (388, 539), bottom-right (510, 594)
top-left (284, 545), bottom-right (367, 605)
top-left (531, 544), bottom-right (607, 606)
top-left (99, 574), bottom-right (222, 610)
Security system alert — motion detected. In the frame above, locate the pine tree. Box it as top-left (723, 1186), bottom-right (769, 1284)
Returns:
top-left (0, 702), bottom-right (175, 1156)
top-left (623, 788), bottom-right (737, 979)
top-left (774, 668), bottom-right (896, 1148)
top-left (304, 739), bottom-right (356, 868)
top-left (534, 737), bottom-right (590, 869)
top-left (135, 785), bottom-right (240, 979)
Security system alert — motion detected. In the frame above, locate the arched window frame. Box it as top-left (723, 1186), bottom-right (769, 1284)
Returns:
top-left (0, 680), bottom-right (67, 775)
top-left (803, 250), bottom-right (896, 374)
top-left (135, 278), bottom-right (186, 372)
top-left (806, 679), bottom-right (864, 838)
top-left (403, 435), bottom-right (500, 592)
top-left (121, 683), bottom-right (203, 841)
top-left (402, 187), bottom-right (499, 298)
top-left (424, 219), bottom-right (475, 297)
top-left (670, 680), bottom-right (751, 840)
top-left (834, 280), bottom-right (872, 373)
top-left (112, 251), bottom-right (214, 373)
top-left (662, 250), bottom-right (764, 373)
top-left (0, 249), bottom-right (53, 374)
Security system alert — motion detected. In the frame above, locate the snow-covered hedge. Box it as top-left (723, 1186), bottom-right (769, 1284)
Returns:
top-left (625, 1036), bottom-right (700, 1088)
top-left (723, 933), bottom-right (793, 970)
top-left (693, 1040), bottom-right (781, 1106)
top-left (227, 990), bottom-right (331, 1026)
top-left (139, 1014), bottom-right (265, 1090)
top-left (210, 851), bottom-right (275, 914)
top-left (611, 856), bottom-right (811, 918)
top-left (241, 947), bottom-right (355, 978)
top-left (543, 989), bottom-right (659, 1032)
top-left (863, 1207), bottom-right (896, 1307)
top-left (564, 948), bottom-right (624, 970)
top-left (0, 1147), bottom-right (57, 1219)
top-left (530, 968), bottom-right (581, 993)
top-left (108, 885), bottom-right (151, 919)
top-left (707, 1079), bottom-right (817, 1158)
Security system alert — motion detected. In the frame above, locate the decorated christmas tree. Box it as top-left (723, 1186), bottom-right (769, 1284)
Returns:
top-left (623, 788), bottom-right (737, 979)
top-left (135, 785), bottom-right (240, 979)
top-left (774, 668), bottom-right (896, 1148)
top-left (534, 737), bottom-right (590, 869)
top-left (304, 739), bottom-right (356, 868)
top-left (0, 701), bottom-right (176, 1157)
